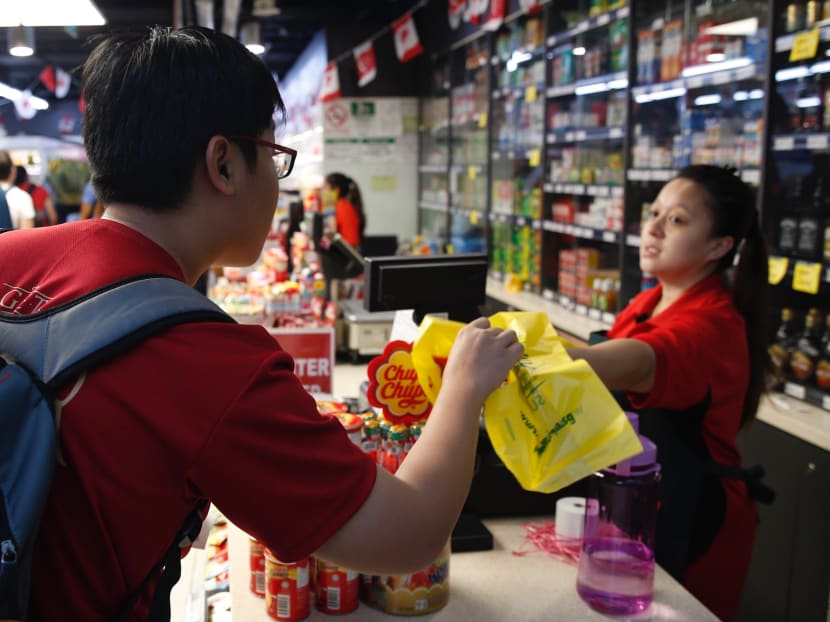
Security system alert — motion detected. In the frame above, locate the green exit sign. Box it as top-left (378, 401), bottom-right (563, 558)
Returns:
top-left (351, 102), bottom-right (375, 117)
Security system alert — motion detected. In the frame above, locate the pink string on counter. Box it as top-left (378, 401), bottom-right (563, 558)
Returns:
top-left (512, 520), bottom-right (582, 565)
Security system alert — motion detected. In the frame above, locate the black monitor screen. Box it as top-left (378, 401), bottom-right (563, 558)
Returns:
top-left (363, 253), bottom-right (488, 323)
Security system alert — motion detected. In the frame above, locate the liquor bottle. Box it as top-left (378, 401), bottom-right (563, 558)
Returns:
top-left (816, 313), bottom-right (830, 391)
top-left (778, 176), bottom-right (803, 253)
top-left (790, 308), bottom-right (824, 385)
top-left (797, 176), bottom-right (825, 259)
top-left (806, 0), bottom-right (822, 28)
top-left (769, 307), bottom-right (800, 384)
top-left (800, 76), bottom-right (823, 133)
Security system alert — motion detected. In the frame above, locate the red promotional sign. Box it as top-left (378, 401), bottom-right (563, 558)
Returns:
top-left (268, 326), bottom-right (335, 394)
top-left (366, 340), bottom-right (432, 425)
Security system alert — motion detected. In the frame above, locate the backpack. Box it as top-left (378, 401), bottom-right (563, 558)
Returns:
top-left (0, 274), bottom-right (234, 620)
top-left (0, 189), bottom-right (12, 230)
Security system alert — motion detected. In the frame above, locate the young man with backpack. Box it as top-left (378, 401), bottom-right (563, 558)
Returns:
top-left (0, 152), bottom-right (35, 230)
top-left (14, 165), bottom-right (58, 227)
top-left (0, 26), bottom-right (523, 622)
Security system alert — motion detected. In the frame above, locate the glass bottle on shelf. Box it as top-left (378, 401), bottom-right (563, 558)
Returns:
top-left (817, 313), bottom-right (830, 391)
top-left (797, 175), bottom-right (825, 260)
top-left (778, 176), bottom-right (802, 253)
top-left (769, 307), bottom-right (800, 384)
top-left (799, 76), bottom-right (823, 133)
top-left (790, 308), bottom-right (824, 386)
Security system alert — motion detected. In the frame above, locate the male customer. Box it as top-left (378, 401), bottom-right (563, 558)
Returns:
top-left (0, 151), bottom-right (35, 229)
top-left (0, 27), bottom-right (523, 621)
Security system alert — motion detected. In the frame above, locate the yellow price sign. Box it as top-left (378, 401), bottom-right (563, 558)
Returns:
top-left (477, 112), bottom-right (488, 128)
top-left (525, 85), bottom-right (538, 102)
top-left (790, 28), bottom-right (820, 62)
top-left (528, 148), bottom-right (541, 167)
top-left (792, 261), bottom-right (822, 294)
top-left (469, 210), bottom-right (479, 225)
top-left (768, 256), bottom-right (789, 285)
top-left (468, 165), bottom-right (478, 180)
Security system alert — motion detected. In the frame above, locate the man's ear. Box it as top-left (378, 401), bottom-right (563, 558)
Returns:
top-left (707, 235), bottom-right (735, 262)
top-left (204, 136), bottom-right (235, 196)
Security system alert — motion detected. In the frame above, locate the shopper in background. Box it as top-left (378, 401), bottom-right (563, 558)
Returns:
top-left (0, 151), bottom-right (35, 229)
top-left (15, 164), bottom-right (58, 226)
top-left (567, 165), bottom-right (772, 621)
top-left (0, 26), bottom-right (523, 622)
top-left (324, 171), bottom-right (366, 248)
top-left (79, 178), bottom-right (104, 218)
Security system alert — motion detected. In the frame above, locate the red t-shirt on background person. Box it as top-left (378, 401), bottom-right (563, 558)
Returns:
top-left (0, 220), bottom-right (377, 621)
top-left (17, 181), bottom-right (52, 226)
top-left (608, 273), bottom-right (756, 621)
top-left (335, 197), bottom-right (362, 247)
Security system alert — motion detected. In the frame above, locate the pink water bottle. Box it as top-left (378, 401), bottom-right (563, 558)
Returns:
top-left (576, 412), bottom-right (660, 615)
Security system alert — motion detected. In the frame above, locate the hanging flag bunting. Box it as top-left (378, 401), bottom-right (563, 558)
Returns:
top-left (39, 65), bottom-right (57, 93)
top-left (392, 13), bottom-right (423, 63)
top-left (519, 0), bottom-right (542, 14)
top-left (483, 0), bottom-right (506, 31)
top-left (319, 62), bottom-right (341, 102)
top-left (467, 0), bottom-right (488, 25)
top-left (55, 67), bottom-right (71, 98)
top-left (14, 91), bottom-right (37, 120)
top-left (58, 114), bottom-right (76, 134)
top-left (448, 0), bottom-right (465, 29)
top-left (353, 40), bottom-right (377, 88)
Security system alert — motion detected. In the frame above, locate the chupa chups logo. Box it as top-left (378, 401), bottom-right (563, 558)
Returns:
top-left (366, 340), bottom-right (432, 424)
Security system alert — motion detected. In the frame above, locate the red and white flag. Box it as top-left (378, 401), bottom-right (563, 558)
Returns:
top-left (55, 66), bottom-right (71, 98)
top-left (14, 91), bottom-right (37, 120)
top-left (39, 65), bottom-right (57, 92)
top-left (467, 0), bottom-right (488, 25)
top-left (353, 40), bottom-right (377, 88)
top-left (448, 0), bottom-right (465, 29)
top-left (483, 0), bottom-right (506, 31)
top-left (519, 0), bottom-right (542, 14)
top-left (319, 62), bottom-right (340, 103)
top-left (392, 13), bottom-right (423, 63)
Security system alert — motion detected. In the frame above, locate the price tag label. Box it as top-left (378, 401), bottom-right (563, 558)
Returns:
top-left (528, 148), bottom-right (541, 167)
top-left (807, 134), bottom-right (829, 150)
top-left (793, 261), bottom-right (822, 294)
top-left (768, 256), bottom-right (789, 285)
top-left (784, 382), bottom-right (807, 400)
top-left (468, 165), bottom-right (478, 180)
top-left (478, 112), bottom-right (488, 128)
top-left (790, 28), bottom-right (820, 62)
top-left (543, 288), bottom-right (555, 301)
top-left (774, 136), bottom-right (796, 151)
top-left (525, 85), bottom-right (538, 102)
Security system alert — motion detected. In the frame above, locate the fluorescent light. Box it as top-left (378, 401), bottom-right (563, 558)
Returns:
top-left (775, 66), bottom-right (810, 81)
top-left (635, 87), bottom-right (686, 103)
top-left (810, 60), bottom-right (830, 74)
top-left (607, 78), bottom-right (629, 90)
top-left (8, 25), bottom-right (34, 57)
top-left (0, 82), bottom-right (49, 110)
top-left (749, 89), bottom-right (764, 99)
top-left (575, 81), bottom-right (609, 95)
top-left (573, 46), bottom-right (586, 56)
top-left (706, 53), bottom-right (726, 63)
top-left (0, 0), bottom-right (106, 26)
top-left (694, 94), bottom-right (722, 106)
top-left (797, 96), bottom-right (821, 108)
top-left (703, 17), bottom-right (758, 37)
top-left (681, 57), bottom-right (752, 77)
top-left (733, 90), bottom-right (748, 101)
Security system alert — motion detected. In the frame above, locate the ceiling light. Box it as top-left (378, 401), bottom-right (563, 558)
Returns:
top-left (0, 0), bottom-right (105, 27)
top-left (240, 21), bottom-right (265, 55)
top-left (0, 82), bottom-right (49, 110)
top-left (8, 25), bottom-right (34, 57)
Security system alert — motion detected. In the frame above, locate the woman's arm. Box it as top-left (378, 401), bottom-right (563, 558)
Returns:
top-left (567, 338), bottom-right (657, 394)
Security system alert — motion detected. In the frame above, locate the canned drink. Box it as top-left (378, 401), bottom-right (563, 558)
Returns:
top-left (382, 425), bottom-right (410, 474)
top-left (264, 549), bottom-right (310, 621)
top-left (249, 537), bottom-right (266, 597)
top-left (314, 558), bottom-right (360, 614)
top-left (361, 419), bottom-right (380, 461)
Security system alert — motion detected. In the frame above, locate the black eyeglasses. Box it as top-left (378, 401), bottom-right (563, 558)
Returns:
top-left (228, 135), bottom-right (297, 179)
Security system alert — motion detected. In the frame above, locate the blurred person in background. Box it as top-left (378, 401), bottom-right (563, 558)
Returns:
top-left (324, 172), bottom-right (366, 249)
top-left (0, 151), bottom-right (35, 229)
top-left (15, 165), bottom-right (58, 226)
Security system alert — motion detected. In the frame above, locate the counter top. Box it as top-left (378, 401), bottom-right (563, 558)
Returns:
top-left (226, 517), bottom-right (718, 622)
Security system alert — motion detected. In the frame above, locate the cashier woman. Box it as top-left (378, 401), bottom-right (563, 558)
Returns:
top-left (567, 165), bottom-right (774, 621)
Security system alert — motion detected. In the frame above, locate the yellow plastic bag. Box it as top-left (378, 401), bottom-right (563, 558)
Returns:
top-left (411, 311), bottom-right (642, 493)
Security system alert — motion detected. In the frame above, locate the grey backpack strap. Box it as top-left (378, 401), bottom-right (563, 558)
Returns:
top-left (0, 275), bottom-right (233, 387)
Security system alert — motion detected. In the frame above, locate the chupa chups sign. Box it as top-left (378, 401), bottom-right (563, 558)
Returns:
top-left (366, 340), bottom-right (438, 425)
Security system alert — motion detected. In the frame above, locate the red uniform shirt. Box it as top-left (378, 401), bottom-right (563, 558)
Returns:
top-left (0, 220), bottom-right (376, 621)
top-left (608, 273), bottom-right (756, 620)
top-left (335, 197), bottom-right (361, 247)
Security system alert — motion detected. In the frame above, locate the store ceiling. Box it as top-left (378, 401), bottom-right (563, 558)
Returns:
top-left (0, 0), bottom-right (420, 100)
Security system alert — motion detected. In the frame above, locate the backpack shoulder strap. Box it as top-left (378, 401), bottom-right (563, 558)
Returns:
top-left (0, 275), bottom-right (233, 388)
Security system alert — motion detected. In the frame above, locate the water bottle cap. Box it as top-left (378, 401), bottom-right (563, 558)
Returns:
top-left (606, 412), bottom-right (659, 474)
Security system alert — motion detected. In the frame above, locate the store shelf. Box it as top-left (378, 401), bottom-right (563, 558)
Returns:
top-left (627, 168), bottom-right (675, 182)
top-left (491, 45), bottom-right (546, 66)
top-left (419, 164), bottom-right (449, 173)
top-left (492, 81), bottom-right (546, 100)
top-left (631, 61), bottom-right (764, 102)
top-left (775, 24), bottom-right (830, 53)
top-left (771, 133), bottom-right (830, 152)
top-left (540, 287), bottom-right (617, 328)
top-left (546, 6), bottom-right (630, 47)
top-left (488, 212), bottom-right (542, 229)
top-left (418, 200), bottom-right (448, 212)
top-left (546, 125), bottom-right (625, 145)
top-left (546, 71), bottom-right (628, 100)
top-left (544, 182), bottom-right (624, 198)
top-left (542, 219), bottom-right (620, 244)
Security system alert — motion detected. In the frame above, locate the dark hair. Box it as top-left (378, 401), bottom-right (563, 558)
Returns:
top-left (0, 151), bottom-right (12, 182)
top-left (325, 172), bottom-right (366, 238)
top-left (14, 165), bottom-right (29, 186)
top-left (82, 26), bottom-right (284, 210)
top-left (675, 164), bottom-right (771, 428)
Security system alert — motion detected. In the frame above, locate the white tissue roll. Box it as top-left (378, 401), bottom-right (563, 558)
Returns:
top-left (555, 496), bottom-right (589, 541)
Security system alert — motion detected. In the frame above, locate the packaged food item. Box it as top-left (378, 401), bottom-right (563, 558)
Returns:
top-left (335, 412), bottom-right (363, 446)
top-left (360, 540), bottom-right (450, 615)
top-left (250, 537), bottom-right (266, 597)
top-left (314, 557), bottom-right (360, 614)
top-left (264, 550), bottom-right (310, 621)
